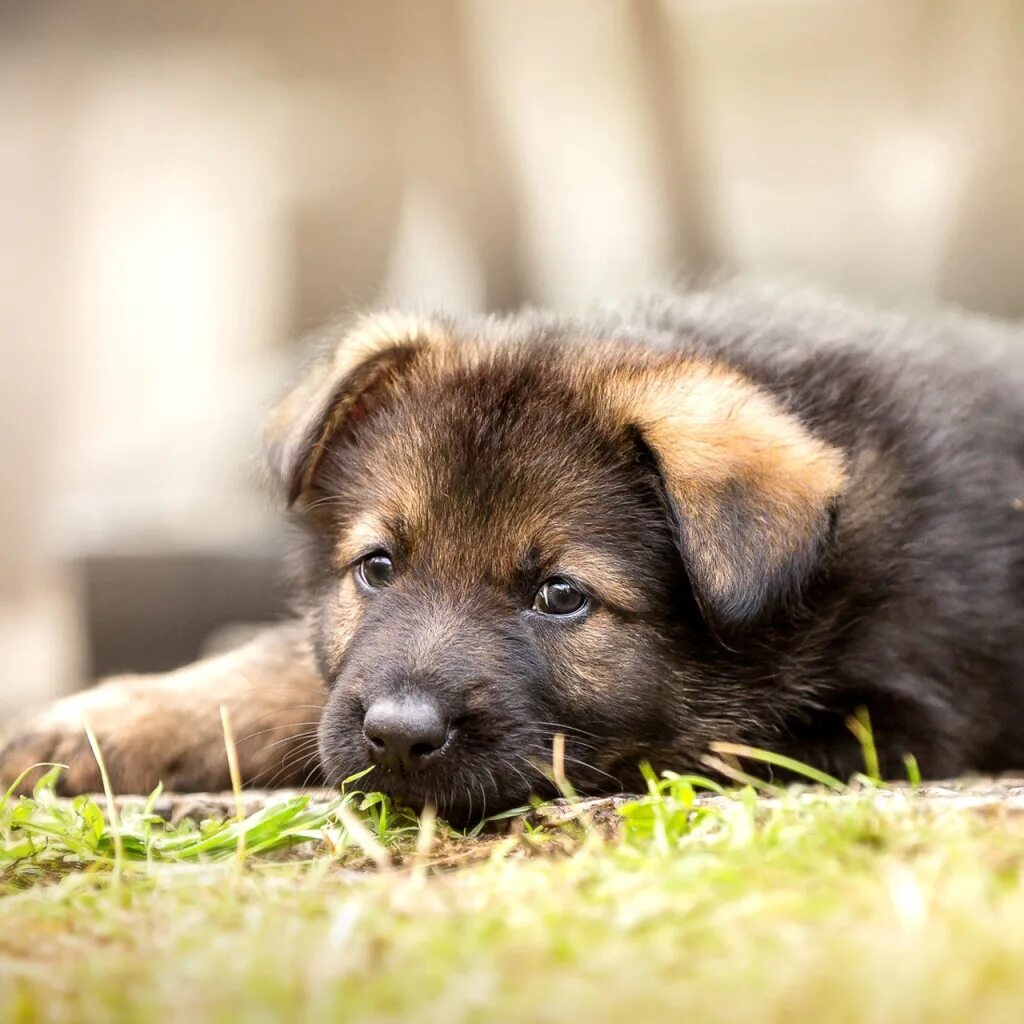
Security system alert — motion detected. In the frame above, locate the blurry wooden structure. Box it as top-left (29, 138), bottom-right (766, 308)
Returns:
top-left (0, 0), bottom-right (1021, 710)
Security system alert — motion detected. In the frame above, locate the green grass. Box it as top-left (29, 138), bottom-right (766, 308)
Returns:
top-left (4, 761), bottom-right (1024, 1023)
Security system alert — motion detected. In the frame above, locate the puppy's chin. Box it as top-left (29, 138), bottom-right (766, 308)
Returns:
top-left (316, 725), bottom-right (546, 825)
top-left (321, 759), bottom-right (541, 826)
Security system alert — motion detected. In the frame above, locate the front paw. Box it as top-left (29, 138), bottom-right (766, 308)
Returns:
top-left (0, 717), bottom-right (100, 796)
top-left (0, 679), bottom-right (231, 796)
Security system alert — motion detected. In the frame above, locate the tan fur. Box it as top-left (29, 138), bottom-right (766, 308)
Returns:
top-left (265, 314), bottom-right (450, 507)
top-left (318, 573), bottom-right (368, 680)
top-left (334, 513), bottom-right (389, 570)
top-left (603, 357), bottom-right (847, 617)
top-left (0, 624), bottom-right (325, 795)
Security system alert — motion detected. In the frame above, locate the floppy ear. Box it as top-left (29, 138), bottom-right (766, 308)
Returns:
top-left (264, 314), bottom-right (447, 508)
top-left (608, 360), bottom-right (847, 628)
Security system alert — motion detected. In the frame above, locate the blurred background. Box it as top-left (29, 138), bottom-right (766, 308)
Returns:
top-left (2, 0), bottom-right (1022, 720)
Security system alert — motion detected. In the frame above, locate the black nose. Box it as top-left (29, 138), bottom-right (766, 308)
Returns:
top-left (363, 697), bottom-right (450, 772)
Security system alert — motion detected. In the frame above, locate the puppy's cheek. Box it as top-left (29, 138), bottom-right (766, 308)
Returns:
top-left (316, 685), bottom-right (367, 784)
top-left (318, 575), bottom-right (365, 680)
top-left (550, 611), bottom-right (659, 707)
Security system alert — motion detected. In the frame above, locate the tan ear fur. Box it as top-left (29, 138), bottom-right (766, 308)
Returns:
top-left (264, 314), bottom-right (448, 507)
top-left (606, 359), bottom-right (847, 625)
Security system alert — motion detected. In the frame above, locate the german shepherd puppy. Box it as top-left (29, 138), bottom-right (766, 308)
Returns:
top-left (3, 283), bottom-right (1024, 821)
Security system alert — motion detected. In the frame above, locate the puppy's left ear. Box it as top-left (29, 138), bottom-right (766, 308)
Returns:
top-left (608, 360), bottom-right (847, 628)
top-left (264, 314), bottom-right (447, 508)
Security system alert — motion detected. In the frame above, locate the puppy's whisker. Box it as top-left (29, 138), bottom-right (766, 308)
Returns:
top-left (247, 727), bottom-right (320, 749)
top-left (235, 722), bottom-right (323, 746)
top-left (559, 755), bottom-right (622, 787)
top-left (299, 753), bottom-right (326, 790)
top-left (261, 741), bottom-right (322, 770)
top-left (260, 743), bottom-right (325, 790)
top-left (302, 495), bottom-right (352, 515)
top-left (533, 721), bottom-right (604, 741)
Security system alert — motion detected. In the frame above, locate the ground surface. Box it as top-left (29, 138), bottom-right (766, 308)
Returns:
top-left (4, 771), bottom-right (1024, 1023)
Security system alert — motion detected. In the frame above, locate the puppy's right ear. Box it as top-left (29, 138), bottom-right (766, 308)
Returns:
top-left (264, 314), bottom-right (446, 508)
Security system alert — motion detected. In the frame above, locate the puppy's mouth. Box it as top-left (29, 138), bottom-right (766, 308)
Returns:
top-left (317, 704), bottom-right (628, 823)
top-left (317, 726), bottom-right (562, 824)
top-left (339, 763), bottom-right (546, 826)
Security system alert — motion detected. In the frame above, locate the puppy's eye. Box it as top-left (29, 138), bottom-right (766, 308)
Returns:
top-left (357, 552), bottom-right (395, 590)
top-left (533, 577), bottom-right (588, 617)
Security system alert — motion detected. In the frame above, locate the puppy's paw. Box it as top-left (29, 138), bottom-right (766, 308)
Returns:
top-left (0, 677), bottom-right (233, 796)
top-left (0, 708), bottom-right (99, 796)
top-left (1, 625), bottom-right (327, 797)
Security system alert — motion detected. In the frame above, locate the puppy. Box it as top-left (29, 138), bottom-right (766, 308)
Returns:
top-left (4, 283), bottom-right (1024, 821)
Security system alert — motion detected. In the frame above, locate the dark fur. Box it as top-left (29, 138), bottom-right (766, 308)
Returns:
top-left (280, 284), bottom-right (1024, 820)
top-left (3, 282), bottom-right (1023, 818)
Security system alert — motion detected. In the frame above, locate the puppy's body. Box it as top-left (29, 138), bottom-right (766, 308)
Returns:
top-left (622, 286), bottom-right (1024, 773)
top-left (4, 283), bottom-right (1023, 817)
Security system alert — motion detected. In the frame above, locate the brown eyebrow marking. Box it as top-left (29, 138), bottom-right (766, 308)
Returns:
top-left (335, 513), bottom-right (389, 569)
top-left (548, 545), bottom-right (648, 614)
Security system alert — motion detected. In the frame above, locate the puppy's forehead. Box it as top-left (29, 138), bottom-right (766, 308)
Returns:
top-left (344, 354), bottom-right (645, 572)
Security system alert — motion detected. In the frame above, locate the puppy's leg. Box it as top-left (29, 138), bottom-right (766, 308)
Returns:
top-left (0, 622), bottom-right (327, 795)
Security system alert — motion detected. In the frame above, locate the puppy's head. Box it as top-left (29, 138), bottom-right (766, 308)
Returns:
top-left (266, 313), bottom-right (846, 821)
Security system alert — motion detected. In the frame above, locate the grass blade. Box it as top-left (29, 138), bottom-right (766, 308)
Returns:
top-left (83, 722), bottom-right (124, 885)
top-left (708, 742), bottom-right (847, 792)
top-left (220, 705), bottom-right (247, 869)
